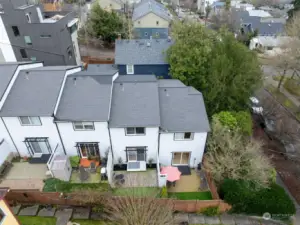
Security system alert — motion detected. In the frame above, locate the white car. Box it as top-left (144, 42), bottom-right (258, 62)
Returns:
top-left (249, 96), bottom-right (263, 115)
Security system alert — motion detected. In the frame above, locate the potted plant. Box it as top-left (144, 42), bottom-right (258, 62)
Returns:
top-left (69, 156), bottom-right (80, 169)
top-left (148, 158), bottom-right (154, 168)
top-left (117, 157), bottom-right (123, 168)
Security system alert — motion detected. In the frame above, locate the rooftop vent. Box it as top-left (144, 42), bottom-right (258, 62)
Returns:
top-left (73, 77), bottom-right (77, 85)
top-left (147, 42), bottom-right (151, 47)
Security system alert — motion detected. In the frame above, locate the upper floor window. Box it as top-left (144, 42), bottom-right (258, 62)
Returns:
top-left (12, 26), bottom-right (20, 36)
top-left (73, 122), bottom-right (95, 130)
top-left (125, 127), bottom-right (145, 135)
top-left (24, 36), bottom-right (32, 45)
top-left (20, 49), bottom-right (28, 59)
top-left (26, 13), bottom-right (31, 23)
top-left (156, 21), bottom-right (159, 25)
top-left (174, 132), bottom-right (194, 141)
top-left (126, 65), bottom-right (134, 74)
top-left (19, 116), bottom-right (41, 126)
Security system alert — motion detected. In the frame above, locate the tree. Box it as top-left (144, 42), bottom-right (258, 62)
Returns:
top-left (288, 0), bottom-right (300, 19)
top-left (204, 119), bottom-right (272, 187)
top-left (210, 11), bottom-right (236, 32)
top-left (167, 22), bottom-right (262, 116)
top-left (86, 3), bottom-right (128, 43)
top-left (205, 2), bottom-right (212, 25)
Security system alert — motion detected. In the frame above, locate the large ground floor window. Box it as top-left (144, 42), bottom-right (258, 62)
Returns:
top-left (76, 142), bottom-right (100, 158)
top-left (24, 137), bottom-right (51, 157)
top-left (126, 147), bottom-right (147, 162)
top-left (172, 152), bottom-right (191, 165)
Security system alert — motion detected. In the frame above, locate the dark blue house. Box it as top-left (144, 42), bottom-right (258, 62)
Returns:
top-left (115, 39), bottom-right (173, 78)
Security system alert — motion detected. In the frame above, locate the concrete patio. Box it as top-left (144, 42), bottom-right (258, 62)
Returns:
top-left (168, 170), bottom-right (208, 192)
top-left (0, 162), bottom-right (48, 190)
top-left (114, 169), bottom-right (157, 187)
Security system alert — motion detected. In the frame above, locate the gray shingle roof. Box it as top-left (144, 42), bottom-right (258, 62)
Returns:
top-left (232, 10), bottom-right (285, 36)
top-left (0, 65), bottom-right (18, 102)
top-left (132, 0), bottom-right (171, 21)
top-left (159, 85), bottom-right (210, 132)
top-left (115, 39), bottom-right (173, 65)
top-left (55, 73), bottom-right (113, 121)
top-left (109, 75), bottom-right (161, 127)
top-left (158, 79), bottom-right (185, 87)
top-left (0, 67), bottom-right (77, 117)
top-left (86, 64), bottom-right (118, 74)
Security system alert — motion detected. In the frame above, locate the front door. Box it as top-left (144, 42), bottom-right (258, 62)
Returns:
top-left (30, 141), bottom-right (48, 158)
top-left (172, 152), bottom-right (191, 165)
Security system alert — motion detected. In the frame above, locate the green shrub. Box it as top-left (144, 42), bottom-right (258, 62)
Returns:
top-left (212, 111), bottom-right (238, 130)
top-left (269, 168), bottom-right (277, 183)
top-left (284, 78), bottom-right (300, 96)
top-left (233, 111), bottom-right (252, 136)
top-left (220, 179), bottom-right (296, 218)
top-left (160, 186), bottom-right (168, 198)
top-left (200, 206), bottom-right (220, 216)
top-left (69, 156), bottom-right (80, 167)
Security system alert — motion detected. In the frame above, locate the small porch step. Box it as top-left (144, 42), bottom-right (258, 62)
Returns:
top-left (29, 154), bottom-right (51, 164)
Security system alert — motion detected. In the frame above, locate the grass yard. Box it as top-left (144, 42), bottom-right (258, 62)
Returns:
top-left (266, 85), bottom-right (300, 120)
top-left (18, 216), bottom-right (56, 225)
top-left (168, 191), bottom-right (212, 200)
top-left (113, 187), bottom-right (160, 197)
top-left (43, 178), bottom-right (110, 192)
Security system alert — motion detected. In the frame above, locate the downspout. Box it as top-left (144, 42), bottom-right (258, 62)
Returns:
top-left (1, 117), bottom-right (20, 157)
top-left (107, 122), bottom-right (114, 160)
top-left (54, 121), bottom-right (67, 155)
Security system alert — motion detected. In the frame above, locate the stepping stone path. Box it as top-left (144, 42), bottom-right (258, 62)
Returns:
top-left (18, 205), bottom-right (39, 216)
top-left (90, 211), bottom-right (106, 220)
top-left (38, 206), bottom-right (56, 217)
top-left (72, 207), bottom-right (90, 220)
top-left (11, 205), bottom-right (21, 215)
top-left (55, 208), bottom-right (73, 225)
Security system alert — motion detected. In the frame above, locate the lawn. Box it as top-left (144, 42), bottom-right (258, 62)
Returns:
top-left (43, 178), bottom-right (110, 192)
top-left (18, 216), bottom-right (56, 225)
top-left (113, 187), bottom-right (160, 197)
top-left (168, 191), bottom-right (213, 200)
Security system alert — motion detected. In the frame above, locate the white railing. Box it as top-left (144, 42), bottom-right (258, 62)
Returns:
top-left (157, 152), bottom-right (167, 187)
top-left (107, 147), bottom-right (114, 186)
top-left (47, 143), bottom-right (63, 171)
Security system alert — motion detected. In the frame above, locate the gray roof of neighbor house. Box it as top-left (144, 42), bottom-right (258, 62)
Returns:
top-left (115, 39), bottom-right (173, 65)
top-left (0, 66), bottom-right (78, 117)
top-left (232, 10), bottom-right (285, 35)
top-left (132, 0), bottom-right (171, 22)
top-left (55, 71), bottom-right (114, 121)
top-left (0, 62), bottom-right (41, 101)
top-left (159, 84), bottom-right (210, 132)
top-left (109, 75), bottom-right (161, 127)
top-left (86, 64), bottom-right (118, 74)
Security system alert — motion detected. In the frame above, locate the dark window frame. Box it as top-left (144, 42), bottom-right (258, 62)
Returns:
top-left (75, 142), bottom-right (100, 158)
top-left (12, 26), bottom-right (20, 36)
top-left (125, 127), bottom-right (146, 136)
top-left (20, 49), bottom-right (28, 59)
top-left (24, 137), bottom-right (52, 156)
top-left (125, 146), bottom-right (147, 162)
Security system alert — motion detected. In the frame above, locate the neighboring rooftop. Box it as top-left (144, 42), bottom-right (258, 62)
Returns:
top-left (0, 66), bottom-right (78, 117)
top-left (109, 75), bottom-right (161, 127)
top-left (132, 0), bottom-right (171, 21)
top-left (115, 39), bottom-right (173, 65)
top-left (55, 72), bottom-right (113, 121)
top-left (0, 62), bottom-right (40, 101)
top-left (248, 10), bottom-right (272, 17)
top-left (159, 85), bottom-right (210, 132)
top-left (86, 64), bottom-right (118, 74)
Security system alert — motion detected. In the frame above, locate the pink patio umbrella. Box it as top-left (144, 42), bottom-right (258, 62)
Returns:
top-left (161, 166), bottom-right (181, 182)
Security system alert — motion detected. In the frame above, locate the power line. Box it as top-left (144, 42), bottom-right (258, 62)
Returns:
top-left (0, 41), bottom-right (65, 57)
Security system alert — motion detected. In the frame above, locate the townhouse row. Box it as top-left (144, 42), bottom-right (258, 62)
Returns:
top-left (0, 62), bottom-right (210, 171)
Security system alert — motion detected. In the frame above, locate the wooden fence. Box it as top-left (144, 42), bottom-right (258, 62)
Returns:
top-left (81, 56), bottom-right (114, 64)
top-left (6, 190), bottom-right (231, 213)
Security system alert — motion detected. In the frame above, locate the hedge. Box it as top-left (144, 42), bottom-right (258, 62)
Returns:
top-left (220, 179), bottom-right (296, 218)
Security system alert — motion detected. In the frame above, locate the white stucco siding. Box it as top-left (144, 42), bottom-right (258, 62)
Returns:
top-left (99, 0), bottom-right (122, 11)
top-left (110, 127), bottom-right (159, 164)
top-left (0, 119), bottom-right (17, 154)
top-left (159, 132), bottom-right (207, 168)
top-left (2, 117), bottom-right (62, 156)
top-left (70, 30), bottom-right (81, 65)
top-left (0, 16), bottom-right (16, 62)
top-left (56, 122), bottom-right (111, 157)
top-left (134, 13), bottom-right (169, 28)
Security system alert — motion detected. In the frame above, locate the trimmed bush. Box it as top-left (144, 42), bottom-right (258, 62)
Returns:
top-left (69, 156), bottom-right (80, 168)
top-left (220, 179), bottom-right (296, 218)
top-left (212, 111), bottom-right (238, 130)
top-left (200, 206), bottom-right (220, 216)
top-left (160, 186), bottom-right (168, 198)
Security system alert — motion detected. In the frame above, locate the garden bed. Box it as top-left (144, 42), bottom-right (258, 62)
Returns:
top-left (113, 187), bottom-right (160, 197)
top-left (18, 216), bottom-right (56, 225)
top-left (43, 178), bottom-right (110, 192)
top-left (168, 191), bottom-right (212, 200)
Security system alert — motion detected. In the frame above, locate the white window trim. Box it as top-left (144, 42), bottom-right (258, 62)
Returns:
top-left (174, 132), bottom-right (194, 141)
top-left (126, 65), bottom-right (134, 74)
top-left (19, 116), bottom-right (42, 126)
top-left (125, 127), bottom-right (146, 136)
top-left (26, 13), bottom-right (31, 23)
top-left (73, 121), bottom-right (95, 131)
